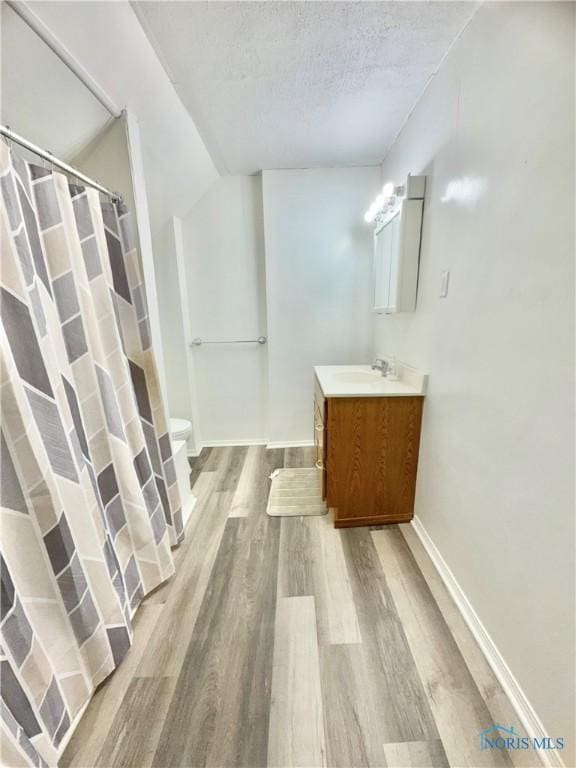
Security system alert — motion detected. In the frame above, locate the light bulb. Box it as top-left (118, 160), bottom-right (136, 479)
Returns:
top-left (365, 204), bottom-right (378, 222)
top-left (382, 182), bottom-right (394, 198)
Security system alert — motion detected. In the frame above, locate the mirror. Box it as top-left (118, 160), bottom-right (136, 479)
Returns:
top-left (374, 210), bottom-right (401, 313)
top-left (372, 194), bottom-right (424, 314)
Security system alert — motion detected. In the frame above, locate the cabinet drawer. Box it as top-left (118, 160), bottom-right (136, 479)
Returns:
top-left (314, 425), bottom-right (327, 500)
top-left (313, 376), bottom-right (327, 499)
top-left (314, 407), bottom-right (325, 462)
top-left (313, 378), bottom-right (326, 467)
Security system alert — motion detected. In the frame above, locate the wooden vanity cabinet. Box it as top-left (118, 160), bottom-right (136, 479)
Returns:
top-left (314, 376), bottom-right (424, 527)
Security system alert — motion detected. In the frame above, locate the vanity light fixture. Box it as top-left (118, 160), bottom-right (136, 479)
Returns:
top-left (381, 181), bottom-right (395, 198)
top-left (364, 181), bottom-right (405, 224)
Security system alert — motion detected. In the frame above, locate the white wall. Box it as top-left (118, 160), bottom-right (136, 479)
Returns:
top-left (373, 2), bottom-right (574, 758)
top-left (182, 176), bottom-right (268, 445)
top-left (153, 217), bottom-right (196, 439)
top-left (263, 167), bottom-right (380, 445)
top-left (72, 118), bottom-right (136, 218)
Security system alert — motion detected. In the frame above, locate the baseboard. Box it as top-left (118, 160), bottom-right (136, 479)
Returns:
top-left (188, 439), bottom-right (314, 455)
top-left (181, 493), bottom-right (197, 530)
top-left (188, 439), bottom-right (268, 456)
top-left (403, 517), bottom-right (565, 768)
top-left (266, 440), bottom-right (315, 449)
top-left (335, 514), bottom-right (412, 528)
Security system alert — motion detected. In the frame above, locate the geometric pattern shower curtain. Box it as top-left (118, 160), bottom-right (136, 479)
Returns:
top-left (0, 141), bottom-right (183, 767)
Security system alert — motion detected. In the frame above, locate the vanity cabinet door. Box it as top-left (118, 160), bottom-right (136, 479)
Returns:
top-left (327, 395), bottom-right (424, 526)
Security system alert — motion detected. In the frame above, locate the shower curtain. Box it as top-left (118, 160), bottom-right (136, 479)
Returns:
top-left (0, 141), bottom-right (183, 767)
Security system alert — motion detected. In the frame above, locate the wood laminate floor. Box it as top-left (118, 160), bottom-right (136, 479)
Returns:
top-left (62, 447), bottom-right (536, 768)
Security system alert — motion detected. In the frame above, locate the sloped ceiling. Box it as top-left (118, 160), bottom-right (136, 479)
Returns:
top-left (1, 3), bottom-right (111, 160)
top-left (135, 1), bottom-right (478, 174)
top-left (2, 1), bottom-right (219, 232)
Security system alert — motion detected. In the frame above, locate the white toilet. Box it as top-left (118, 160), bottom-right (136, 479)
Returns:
top-left (168, 418), bottom-right (195, 529)
top-left (169, 417), bottom-right (193, 443)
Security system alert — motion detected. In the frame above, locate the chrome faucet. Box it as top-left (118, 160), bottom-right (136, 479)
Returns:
top-left (371, 358), bottom-right (389, 376)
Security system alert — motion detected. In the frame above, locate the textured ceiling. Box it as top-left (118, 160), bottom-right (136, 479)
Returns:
top-left (135, 1), bottom-right (478, 174)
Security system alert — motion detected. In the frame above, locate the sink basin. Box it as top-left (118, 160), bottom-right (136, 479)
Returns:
top-left (332, 370), bottom-right (382, 384)
top-left (315, 363), bottom-right (427, 398)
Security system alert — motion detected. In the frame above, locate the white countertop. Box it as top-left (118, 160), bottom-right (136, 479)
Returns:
top-left (314, 363), bottom-right (427, 398)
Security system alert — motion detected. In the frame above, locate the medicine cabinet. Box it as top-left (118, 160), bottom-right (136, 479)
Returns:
top-left (373, 175), bottom-right (425, 314)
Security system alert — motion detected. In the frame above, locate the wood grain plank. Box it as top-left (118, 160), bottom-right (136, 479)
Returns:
top-left (136, 477), bottom-right (231, 678)
top-left (278, 515), bottom-right (362, 645)
top-left (60, 604), bottom-right (163, 767)
top-left (268, 596), bottom-right (326, 768)
top-left (320, 642), bottom-right (389, 767)
top-left (229, 445), bottom-right (264, 517)
top-left (216, 445), bottom-right (249, 491)
top-left (188, 446), bottom-right (214, 487)
top-left (284, 446), bottom-right (316, 468)
top-left (230, 446), bottom-right (285, 518)
top-left (61, 446), bottom-right (526, 768)
top-left (153, 519), bottom-right (244, 766)
top-left (371, 527), bottom-right (512, 767)
top-left (209, 508), bottom-right (281, 768)
top-left (313, 514), bottom-right (361, 645)
top-left (203, 446), bottom-right (228, 472)
top-left (383, 739), bottom-right (449, 768)
top-left (142, 470), bottom-right (223, 607)
top-left (278, 514), bottom-right (361, 645)
top-left (153, 480), bottom-right (281, 766)
top-left (277, 515), bottom-right (314, 597)
top-left (340, 527), bottom-right (439, 743)
top-left (94, 677), bottom-right (176, 767)
top-left (398, 524), bottom-right (537, 768)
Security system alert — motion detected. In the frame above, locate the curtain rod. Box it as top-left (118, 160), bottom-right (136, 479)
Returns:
top-left (5, 0), bottom-right (121, 118)
top-left (0, 124), bottom-right (122, 203)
